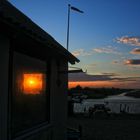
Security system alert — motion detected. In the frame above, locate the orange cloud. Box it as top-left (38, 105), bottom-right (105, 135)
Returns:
top-left (124, 59), bottom-right (140, 65)
top-left (130, 48), bottom-right (140, 54)
top-left (117, 36), bottom-right (140, 46)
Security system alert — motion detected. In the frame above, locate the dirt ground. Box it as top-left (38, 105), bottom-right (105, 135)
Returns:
top-left (67, 114), bottom-right (140, 140)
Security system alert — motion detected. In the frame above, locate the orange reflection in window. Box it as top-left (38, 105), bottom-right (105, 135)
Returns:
top-left (23, 74), bottom-right (43, 94)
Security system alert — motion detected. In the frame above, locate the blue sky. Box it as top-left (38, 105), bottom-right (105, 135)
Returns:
top-left (9, 0), bottom-right (140, 88)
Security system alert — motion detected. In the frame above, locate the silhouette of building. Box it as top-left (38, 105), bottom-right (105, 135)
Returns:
top-left (0, 1), bottom-right (79, 140)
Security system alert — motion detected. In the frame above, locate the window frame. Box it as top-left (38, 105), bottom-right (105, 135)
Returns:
top-left (9, 50), bottom-right (50, 139)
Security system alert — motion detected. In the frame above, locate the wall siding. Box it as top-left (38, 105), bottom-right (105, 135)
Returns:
top-left (50, 59), bottom-right (68, 140)
top-left (0, 35), bottom-right (10, 140)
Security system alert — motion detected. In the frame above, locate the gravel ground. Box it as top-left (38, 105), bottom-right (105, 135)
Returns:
top-left (67, 114), bottom-right (140, 140)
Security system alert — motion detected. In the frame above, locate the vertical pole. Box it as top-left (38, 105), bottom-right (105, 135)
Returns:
top-left (67, 4), bottom-right (71, 50)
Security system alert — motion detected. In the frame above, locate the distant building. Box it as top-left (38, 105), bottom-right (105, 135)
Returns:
top-left (0, 1), bottom-right (79, 140)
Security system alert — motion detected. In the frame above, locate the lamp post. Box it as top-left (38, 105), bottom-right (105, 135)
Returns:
top-left (66, 4), bottom-right (83, 51)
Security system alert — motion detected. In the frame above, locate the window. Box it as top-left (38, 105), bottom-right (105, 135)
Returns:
top-left (12, 52), bottom-right (49, 136)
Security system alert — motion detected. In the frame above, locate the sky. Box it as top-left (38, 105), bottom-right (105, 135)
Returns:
top-left (9, 0), bottom-right (140, 89)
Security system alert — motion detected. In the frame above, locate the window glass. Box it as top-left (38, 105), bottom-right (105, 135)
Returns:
top-left (12, 52), bottom-right (48, 135)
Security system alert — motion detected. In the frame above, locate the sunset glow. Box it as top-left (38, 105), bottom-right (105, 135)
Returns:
top-left (68, 81), bottom-right (139, 89)
top-left (23, 74), bottom-right (43, 94)
top-left (69, 81), bottom-right (115, 88)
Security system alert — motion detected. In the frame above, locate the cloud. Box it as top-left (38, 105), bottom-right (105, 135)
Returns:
top-left (130, 48), bottom-right (140, 54)
top-left (72, 46), bottom-right (121, 57)
top-left (112, 77), bottom-right (140, 82)
top-left (124, 59), bottom-right (140, 65)
top-left (69, 72), bottom-right (118, 82)
top-left (101, 73), bottom-right (119, 76)
top-left (72, 49), bottom-right (84, 57)
top-left (112, 60), bottom-right (119, 64)
top-left (87, 63), bottom-right (97, 68)
top-left (72, 49), bottom-right (92, 57)
top-left (69, 72), bottom-right (140, 83)
top-left (92, 47), bottom-right (121, 55)
top-left (116, 36), bottom-right (140, 46)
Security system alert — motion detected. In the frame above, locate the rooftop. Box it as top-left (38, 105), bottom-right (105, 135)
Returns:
top-left (0, 0), bottom-right (79, 64)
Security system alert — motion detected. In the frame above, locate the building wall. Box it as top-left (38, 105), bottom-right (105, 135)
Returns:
top-left (25, 128), bottom-right (53, 140)
top-left (0, 35), bottom-right (10, 140)
top-left (0, 34), bottom-right (68, 140)
top-left (50, 59), bottom-right (68, 140)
